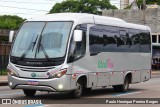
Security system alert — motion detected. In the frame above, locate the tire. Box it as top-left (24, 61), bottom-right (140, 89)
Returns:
top-left (70, 80), bottom-right (83, 98)
top-left (113, 76), bottom-right (129, 92)
top-left (23, 89), bottom-right (36, 97)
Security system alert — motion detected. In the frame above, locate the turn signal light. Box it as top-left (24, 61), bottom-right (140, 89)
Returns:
top-left (51, 69), bottom-right (67, 78)
top-left (7, 67), bottom-right (19, 77)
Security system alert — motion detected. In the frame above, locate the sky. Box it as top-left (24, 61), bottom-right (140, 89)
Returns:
top-left (0, 0), bottom-right (121, 19)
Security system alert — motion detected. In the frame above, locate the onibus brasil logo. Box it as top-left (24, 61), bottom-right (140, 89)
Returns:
top-left (98, 59), bottom-right (114, 69)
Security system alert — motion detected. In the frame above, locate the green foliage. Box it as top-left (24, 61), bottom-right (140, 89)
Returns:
top-left (137, 0), bottom-right (160, 8)
top-left (49, 0), bottom-right (117, 15)
top-left (136, 0), bottom-right (143, 7)
top-left (146, 0), bottom-right (160, 5)
top-left (0, 15), bottom-right (24, 30)
top-left (0, 69), bottom-right (7, 75)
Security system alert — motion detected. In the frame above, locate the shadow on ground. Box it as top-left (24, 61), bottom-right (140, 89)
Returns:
top-left (13, 88), bottom-right (146, 104)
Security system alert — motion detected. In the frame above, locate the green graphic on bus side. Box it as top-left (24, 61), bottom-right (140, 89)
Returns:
top-left (98, 59), bottom-right (114, 69)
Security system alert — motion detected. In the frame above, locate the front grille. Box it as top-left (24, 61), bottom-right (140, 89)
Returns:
top-left (15, 64), bottom-right (55, 72)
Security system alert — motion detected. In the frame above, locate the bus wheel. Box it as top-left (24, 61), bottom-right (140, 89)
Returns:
top-left (113, 76), bottom-right (129, 92)
top-left (23, 89), bottom-right (36, 97)
top-left (70, 80), bottom-right (83, 98)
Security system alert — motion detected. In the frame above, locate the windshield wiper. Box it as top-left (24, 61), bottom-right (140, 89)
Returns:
top-left (39, 43), bottom-right (50, 61)
top-left (20, 34), bottom-right (39, 60)
top-left (37, 35), bottom-right (50, 61)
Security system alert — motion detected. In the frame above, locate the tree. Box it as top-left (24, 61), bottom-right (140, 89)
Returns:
top-left (49, 0), bottom-right (117, 15)
top-left (0, 15), bottom-right (24, 30)
top-left (137, 0), bottom-right (160, 9)
top-left (146, 0), bottom-right (160, 5)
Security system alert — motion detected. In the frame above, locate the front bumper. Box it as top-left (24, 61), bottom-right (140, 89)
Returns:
top-left (8, 74), bottom-right (72, 92)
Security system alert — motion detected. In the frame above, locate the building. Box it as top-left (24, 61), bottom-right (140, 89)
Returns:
top-left (0, 29), bottom-right (10, 37)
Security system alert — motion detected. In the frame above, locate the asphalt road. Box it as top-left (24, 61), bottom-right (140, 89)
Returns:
top-left (0, 75), bottom-right (160, 107)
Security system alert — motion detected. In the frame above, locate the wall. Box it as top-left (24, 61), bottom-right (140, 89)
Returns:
top-left (102, 8), bottom-right (160, 34)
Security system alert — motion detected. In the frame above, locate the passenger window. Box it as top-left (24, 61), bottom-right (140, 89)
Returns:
top-left (128, 29), bottom-right (140, 52)
top-left (139, 31), bottom-right (151, 53)
top-left (89, 24), bottom-right (151, 53)
top-left (103, 26), bottom-right (118, 52)
top-left (89, 25), bottom-right (103, 53)
top-left (116, 29), bottom-right (129, 52)
top-left (68, 24), bottom-right (87, 63)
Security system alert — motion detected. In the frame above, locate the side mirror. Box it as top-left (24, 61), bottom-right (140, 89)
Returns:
top-left (73, 30), bottom-right (82, 42)
top-left (9, 30), bottom-right (15, 43)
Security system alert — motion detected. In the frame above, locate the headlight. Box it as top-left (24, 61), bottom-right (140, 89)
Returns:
top-left (7, 67), bottom-right (19, 77)
top-left (50, 69), bottom-right (67, 78)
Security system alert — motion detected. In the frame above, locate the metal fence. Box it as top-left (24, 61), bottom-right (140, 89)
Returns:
top-left (0, 41), bottom-right (10, 73)
top-left (0, 55), bottom-right (9, 69)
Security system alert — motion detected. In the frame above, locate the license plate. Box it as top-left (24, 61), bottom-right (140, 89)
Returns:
top-left (27, 81), bottom-right (38, 85)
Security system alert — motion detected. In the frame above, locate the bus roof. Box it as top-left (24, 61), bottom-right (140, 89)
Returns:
top-left (27, 13), bottom-right (150, 31)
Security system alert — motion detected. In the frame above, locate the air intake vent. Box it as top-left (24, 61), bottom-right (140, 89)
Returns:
top-left (15, 64), bottom-right (55, 72)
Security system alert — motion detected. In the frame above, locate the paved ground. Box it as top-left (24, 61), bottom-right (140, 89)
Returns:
top-left (0, 76), bottom-right (7, 86)
top-left (0, 76), bottom-right (7, 82)
top-left (0, 74), bottom-right (160, 107)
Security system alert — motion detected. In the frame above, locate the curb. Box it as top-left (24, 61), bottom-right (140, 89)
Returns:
top-left (151, 71), bottom-right (160, 75)
top-left (0, 81), bottom-right (8, 86)
top-left (0, 75), bottom-right (8, 86)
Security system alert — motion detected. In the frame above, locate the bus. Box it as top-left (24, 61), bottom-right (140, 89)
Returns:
top-left (8, 13), bottom-right (152, 98)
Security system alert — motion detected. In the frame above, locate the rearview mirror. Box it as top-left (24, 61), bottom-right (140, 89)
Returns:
top-left (9, 30), bottom-right (15, 43)
top-left (73, 30), bottom-right (82, 42)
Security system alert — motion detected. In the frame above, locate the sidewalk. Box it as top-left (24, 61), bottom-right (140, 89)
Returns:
top-left (1, 71), bottom-right (160, 86)
top-left (151, 71), bottom-right (160, 75)
top-left (0, 75), bottom-right (8, 86)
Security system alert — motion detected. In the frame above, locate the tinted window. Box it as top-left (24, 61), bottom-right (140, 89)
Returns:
top-left (89, 24), bottom-right (151, 53)
top-left (116, 28), bottom-right (129, 52)
top-left (103, 26), bottom-right (118, 52)
top-left (153, 46), bottom-right (160, 58)
top-left (139, 31), bottom-right (151, 53)
top-left (89, 25), bottom-right (103, 52)
top-left (128, 29), bottom-right (141, 52)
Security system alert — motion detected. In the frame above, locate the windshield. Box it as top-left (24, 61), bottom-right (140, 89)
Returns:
top-left (153, 46), bottom-right (160, 57)
top-left (11, 21), bottom-right (73, 59)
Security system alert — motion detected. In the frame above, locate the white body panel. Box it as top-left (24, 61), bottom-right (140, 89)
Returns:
top-left (8, 13), bottom-right (151, 92)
